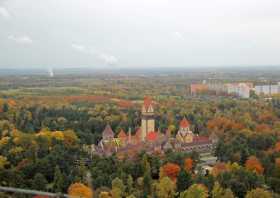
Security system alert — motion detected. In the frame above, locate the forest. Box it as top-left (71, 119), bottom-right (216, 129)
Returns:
top-left (1, 72), bottom-right (280, 198)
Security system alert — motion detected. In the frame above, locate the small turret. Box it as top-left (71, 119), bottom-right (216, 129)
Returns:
top-left (102, 124), bottom-right (114, 141)
top-left (128, 128), bottom-right (132, 144)
top-left (118, 129), bottom-right (127, 145)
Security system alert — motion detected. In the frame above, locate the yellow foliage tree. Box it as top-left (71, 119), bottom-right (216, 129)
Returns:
top-left (52, 131), bottom-right (65, 141)
top-left (0, 137), bottom-right (10, 148)
top-left (245, 188), bottom-right (272, 198)
top-left (63, 130), bottom-right (78, 146)
top-left (0, 155), bottom-right (9, 169)
top-left (99, 192), bottom-right (111, 198)
top-left (180, 184), bottom-right (208, 198)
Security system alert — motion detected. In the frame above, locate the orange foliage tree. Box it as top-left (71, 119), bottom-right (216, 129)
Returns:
top-left (275, 141), bottom-right (280, 152)
top-left (255, 124), bottom-right (272, 133)
top-left (184, 158), bottom-right (193, 172)
top-left (275, 158), bottom-right (280, 168)
top-left (211, 162), bottom-right (228, 177)
top-left (68, 183), bottom-right (93, 198)
top-left (161, 163), bottom-right (181, 182)
top-left (245, 156), bottom-right (264, 174)
top-left (207, 117), bottom-right (244, 137)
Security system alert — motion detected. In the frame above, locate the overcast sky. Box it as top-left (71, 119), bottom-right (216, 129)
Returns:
top-left (0, 0), bottom-right (280, 69)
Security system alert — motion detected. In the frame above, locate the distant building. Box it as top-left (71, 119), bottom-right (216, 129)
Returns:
top-left (190, 84), bottom-right (209, 95)
top-left (225, 82), bottom-right (253, 98)
top-left (207, 83), bottom-right (227, 93)
top-left (190, 82), bottom-right (253, 98)
top-left (92, 97), bottom-right (217, 158)
top-left (255, 83), bottom-right (280, 96)
top-left (191, 81), bottom-right (280, 98)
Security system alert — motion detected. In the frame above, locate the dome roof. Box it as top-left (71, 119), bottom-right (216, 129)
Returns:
top-left (146, 131), bottom-right (158, 141)
top-left (180, 117), bottom-right (190, 128)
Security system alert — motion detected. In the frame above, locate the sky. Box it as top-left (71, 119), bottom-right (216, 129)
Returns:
top-left (0, 0), bottom-right (280, 69)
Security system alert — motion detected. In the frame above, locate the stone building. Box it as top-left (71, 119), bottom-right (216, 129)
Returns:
top-left (93, 97), bottom-right (217, 157)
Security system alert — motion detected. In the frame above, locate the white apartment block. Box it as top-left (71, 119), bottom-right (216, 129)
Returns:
top-left (207, 82), bottom-right (252, 98)
top-left (255, 83), bottom-right (280, 95)
top-left (226, 83), bottom-right (252, 98)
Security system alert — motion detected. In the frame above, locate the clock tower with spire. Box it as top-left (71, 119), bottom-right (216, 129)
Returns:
top-left (141, 97), bottom-right (155, 141)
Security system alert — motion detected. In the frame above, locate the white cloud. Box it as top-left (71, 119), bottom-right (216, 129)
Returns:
top-left (8, 35), bottom-right (33, 44)
top-left (173, 32), bottom-right (184, 40)
top-left (71, 44), bottom-right (86, 52)
top-left (98, 53), bottom-right (118, 65)
top-left (71, 44), bottom-right (118, 65)
top-left (0, 6), bottom-right (10, 18)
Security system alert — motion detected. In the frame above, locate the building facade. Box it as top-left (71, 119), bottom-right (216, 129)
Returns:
top-left (91, 97), bottom-right (217, 158)
top-left (255, 83), bottom-right (280, 96)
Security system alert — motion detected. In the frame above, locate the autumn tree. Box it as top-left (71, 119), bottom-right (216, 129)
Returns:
top-left (273, 158), bottom-right (280, 178)
top-left (68, 183), bottom-right (93, 198)
top-left (126, 195), bottom-right (136, 198)
top-left (275, 141), bottom-right (280, 152)
top-left (212, 163), bottom-right (228, 177)
top-left (180, 184), bottom-right (208, 198)
top-left (99, 192), bottom-right (111, 198)
top-left (111, 177), bottom-right (125, 198)
top-left (161, 162), bottom-right (181, 182)
top-left (245, 188), bottom-right (272, 198)
top-left (207, 116), bottom-right (243, 137)
top-left (63, 130), bottom-right (79, 147)
top-left (0, 156), bottom-right (9, 169)
top-left (211, 182), bottom-right (234, 198)
top-left (126, 175), bottom-right (134, 195)
top-left (245, 156), bottom-right (264, 174)
top-left (184, 158), bottom-right (193, 172)
top-left (156, 177), bottom-right (176, 198)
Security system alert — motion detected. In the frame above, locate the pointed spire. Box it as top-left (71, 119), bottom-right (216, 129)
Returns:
top-left (118, 129), bottom-right (127, 139)
top-left (143, 96), bottom-right (152, 111)
top-left (102, 124), bottom-right (114, 140)
top-left (128, 127), bottom-right (132, 144)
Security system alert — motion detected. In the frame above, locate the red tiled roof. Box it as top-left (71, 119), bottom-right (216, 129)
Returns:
top-left (190, 84), bottom-right (208, 93)
top-left (143, 96), bottom-right (152, 110)
top-left (118, 129), bottom-right (127, 138)
top-left (118, 100), bottom-right (133, 108)
top-left (146, 131), bottom-right (158, 141)
top-left (193, 136), bottom-right (210, 143)
top-left (180, 117), bottom-right (190, 128)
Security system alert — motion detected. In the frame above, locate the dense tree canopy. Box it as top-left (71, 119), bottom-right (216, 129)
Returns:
top-left (1, 77), bottom-right (280, 197)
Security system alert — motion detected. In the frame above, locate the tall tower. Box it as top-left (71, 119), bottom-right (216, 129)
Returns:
top-left (141, 97), bottom-right (155, 141)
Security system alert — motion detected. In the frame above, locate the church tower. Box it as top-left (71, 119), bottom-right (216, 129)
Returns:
top-left (141, 97), bottom-right (155, 141)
